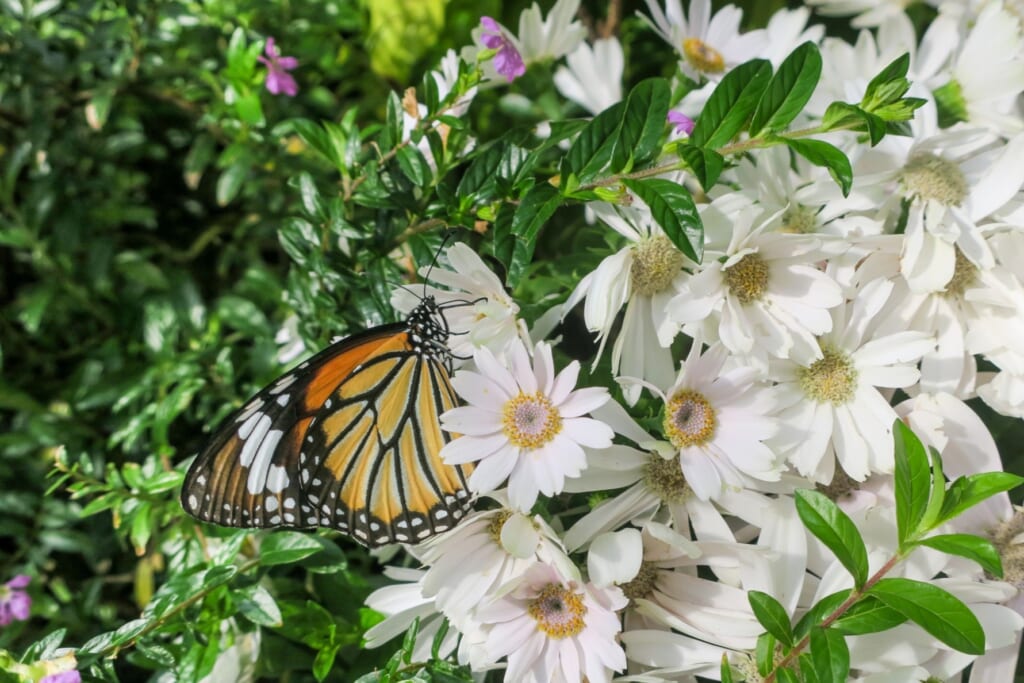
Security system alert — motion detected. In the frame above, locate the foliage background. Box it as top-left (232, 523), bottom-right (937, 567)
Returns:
top-left (1, 0), bottom-right (1022, 680)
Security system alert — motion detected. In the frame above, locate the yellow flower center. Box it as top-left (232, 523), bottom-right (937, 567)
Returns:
top-left (630, 235), bottom-right (686, 297)
top-left (723, 252), bottom-right (770, 304)
top-left (643, 452), bottom-right (693, 504)
top-left (942, 249), bottom-right (978, 299)
top-left (798, 346), bottom-right (858, 405)
top-left (663, 389), bottom-right (716, 449)
top-left (900, 152), bottom-right (968, 206)
top-left (528, 583), bottom-right (587, 639)
top-left (502, 392), bottom-right (562, 449)
top-left (621, 561), bottom-right (659, 603)
top-left (683, 37), bottom-right (725, 74)
top-left (486, 510), bottom-right (514, 545)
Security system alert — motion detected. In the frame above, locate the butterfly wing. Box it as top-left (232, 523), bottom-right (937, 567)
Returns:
top-left (303, 344), bottom-right (472, 545)
top-left (181, 323), bottom-right (474, 546)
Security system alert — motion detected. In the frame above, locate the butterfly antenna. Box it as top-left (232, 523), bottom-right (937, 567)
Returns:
top-left (422, 229), bottom-right (458, 295)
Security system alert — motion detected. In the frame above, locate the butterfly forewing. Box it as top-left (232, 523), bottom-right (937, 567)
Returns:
top-left (181, 299), bottom-right (474, 548)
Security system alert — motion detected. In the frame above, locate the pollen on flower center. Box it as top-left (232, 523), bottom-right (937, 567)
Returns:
top-left (816, 467), bottom-right (861, 501)
top-left (682, 37), bottom-right (725, 73)
top-left (663, 390), bottom-right (716, 449)
top-left (990, 507), bottom-right (1024, 589)
top-left (502, 392), bottom-right (562, 449)
top-left (486, 510), bottom-right (514, 545)
top-left (723, 253), bottom-right (770, 304)
top-left (942, 249), bottom-right (978, 298)
top-left (643, 452), bottom-right (693, 504)
top-left (781, 204), bottom-right (818, 234)
top-left (527, 583), bottom-right (587, 638)
top-left (900, 152), bottom-right (968, 206)
top-left (631, 235), bottom-right (686, 297)
top-left (798, 346), bottom-right (858, 405)
top-left (621, 561), bottom-right (659, 603)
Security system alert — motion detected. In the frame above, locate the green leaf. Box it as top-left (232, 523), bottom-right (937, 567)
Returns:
top-left (563, 101), bottom-right (626, 183)
top-left (677, 143), bottom-right (724, 191)
top-left (781, 138), bottom-right (852, 197)
top-left (869, 577), bottom-right (985, 654)
top-left (938, 471), bottom-right (1024, 525)
top-left (914, 534), bottom-right (1003, 577)
top-left (622, 178), bottom-right (703, 262)
top-left (919, 447), bottom-right (947, 534)
top-left (794, 489), bottom-right (869, 588)
top-left (457, 145), bottom-right (504, 199)
top-left (508, 182), bottom-right (561, 287)
top-left (776, 668), bottom-right (799, 683)
top-left (794, 589), bottom-right (850, 639)
top-left (832, 595), bottom-right (907, 635)
top-left (260, 531), bottom-right (324, 566)
top-left (237, 584), bottom-right (283, 627)
top-left (749, 42), bottom-right (822, 136)
top-left (612, 77), bottom-right (672, 170)
top-left (822, 102), bottom-right (887, 145)
top-left (721, 653), bottom-right (735, 683)
top-left (799, 654), bottom-right (823, 683)
top-left (235, 90), bottom-right (265, 127)
top-left (313, 643), bottom-right (340, 682)
top-left (755, 632), bottom-right (776, 677)
top-left (894, 420), bottom-right (932, 546)
top-left (216, 162), bottom-right (248, 206)
top-left (395, 145), bottom-right (431, 186)
top-left (863, 54), bottom-right (911, 108)
top-left (748, 590), bottom-right (794, 647)
top-left (202, 565), bottom-right (238, 589)
top-left (809, 627), bottom-right (849, 682)
top-left (691, 59), bottom-right (772, 148)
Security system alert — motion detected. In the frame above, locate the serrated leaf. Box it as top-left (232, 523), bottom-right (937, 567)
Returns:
top-left (748, 590), bottom-right (794, 647)
top-left (832, 595), bottom-right (907, 635)
top-left (749, 42), bottom-right (821, 136)
top-left (612, 77), bottom-right (671, 170)
top-left (869, 577), bottom-right (985, 654)
top-left (677, 143), bottom-right (724, 191)
top-left (795, 489), bottom-right (869, 588)
top-left (622, 178), bottom-right (703, 262)
top-left (894, 420), bottom-right (932, 547)
top-left (781, 138), bottom-right (852, 197)
top-left (260, 531), bottom-right (324, 566)
top-left (810, 626), bottom-right (850, 682)
top-left (938, 472), bottom-right (1024, 526)
top-left (691, 58), bottom-right (772, 148)
top-left (915, 534), bottom-right (1003, 577)
top-left (507, 182), bottom-right (560, 287)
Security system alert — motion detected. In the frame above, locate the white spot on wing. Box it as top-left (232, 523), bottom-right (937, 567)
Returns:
top-left (246, 428), bottom-right (282, 494)
top-left (265, 465), bottom-right (290, 493)
top-left (265, 497), bottom-right (279, 512)
top-left (187, 494), bottom-right (197, 509)
top-left (239, 415), bottom-right (273, 466)
top-left (276, 394), bottom-right (290, 406)
top-left (269, 375), bottom-right (296, 395)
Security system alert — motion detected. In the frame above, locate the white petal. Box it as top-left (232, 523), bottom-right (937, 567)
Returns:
top-left (442, 433), bottom-right (509, 465)
top-left (588, 528), bottom-right (643, 587)
top-left (558, 387), bottom-right (611, 417)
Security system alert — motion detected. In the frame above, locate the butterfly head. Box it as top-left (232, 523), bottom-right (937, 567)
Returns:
top-left (406, 296), bottom-right (452, 365)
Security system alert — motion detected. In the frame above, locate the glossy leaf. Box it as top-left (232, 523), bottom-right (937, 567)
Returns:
top-left (869, 578), bottom-right (985, 654)
top-left (794, 589), bottom-right (850, 639)
top-left (938, 471), bottom-right (1024, 525)
top-left (795, 489), bottom-right (869, 588)
top-left (749, 590), bottom-right (794, 646)
top-left (810, 627), bottom-right (849, 683)
top-left (749, 42), bottom-right (822, 136)
top-left (260, 532), bottom-right (324, 566)
top-left (622, 178), bottom-right (703, 262)
top-left (781, 138), bottom-right (852, 196)
top-left (613, 77), bottom-right (672, 170)
top-left (894, 419), bottom-right (932, 547)
top-left (677, 143), bottom-right (724, 191)
top-left (508, 182), bottom-right (561, 287)
top-left (915, 534), bottom-right (1003, 577)
top-left (563, 101), bottom-right (626, 183)
top-left (832, 596), bottom-right (907, 635)
top-left (691, 59), bottom-right (772, 148)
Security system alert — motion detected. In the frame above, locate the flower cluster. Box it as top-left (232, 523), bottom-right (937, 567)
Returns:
top-left (363, 0), bottom-right (1024, 680)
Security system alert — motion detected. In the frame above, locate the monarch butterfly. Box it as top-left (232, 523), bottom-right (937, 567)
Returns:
top-left (181, 295), bottom-right (474, 547)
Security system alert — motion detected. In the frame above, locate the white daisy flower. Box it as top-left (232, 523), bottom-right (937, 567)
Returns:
top-left (644, 342), bottom-right (784, 501)
top-left (640, 0), bottom-right (767, 81)
top-left (761, 7), bottom-right (825, 67)
top-left (475, 562), bottom-right (627, 683)
top-left (667, 203), bottom-right (844, 369)
top-left (363, 567), bottom-right (460, 661)
top-left (771, 278), bottom-right (934, 483)
top-left (391, 242), bottom-right (528, 359)
top-left (804, 0), bottom-right (940, 29)
top-left (440, 340), bottom-right (613, 511)
top-left (563, 202), bottom-right (693, 405)
top-left (553, 38), bottom-right (624, 115)
top-left (978, 369), bottom-right (1024, 419)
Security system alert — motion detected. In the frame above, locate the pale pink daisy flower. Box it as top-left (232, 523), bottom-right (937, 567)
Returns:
top-left (441, 340), bottom-right (613, 511)
top-left (476, 562), bottom-right (627, 683)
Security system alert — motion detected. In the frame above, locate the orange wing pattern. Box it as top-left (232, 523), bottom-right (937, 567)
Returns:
top-left (181, 299), bottom-right (474, 547)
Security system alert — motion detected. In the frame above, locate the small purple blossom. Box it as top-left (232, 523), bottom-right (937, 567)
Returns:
top-left (41, 672), bottom-right (81, 683)
top-left (257, 37), bottom-right (299, 97)
top-left (668, 111), bottom-right (695, 136)
top-left (0, 574), bottom-right (31, 626)
top-left (479, 17), bottom-right (525, 82)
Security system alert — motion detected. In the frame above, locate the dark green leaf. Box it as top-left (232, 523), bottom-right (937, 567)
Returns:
top-left (915, 534), bottom-right (1003, 577)
top-left (781, 138), bottom-right (852, 197)
top-left (863, 54), bottom-right (911, 106)
top-left (832, 595), bottom-right (907, 635)
top-left (756, 632), bottom-right (777, 677)
top-left (822, 102), bottom-right (887, 145)
top-left (622, 178), bottom-right (703, 262)
top-left (457, 145), bottom-right (504, 198)
top-left (748, 590), bottom-right (794, 647)
top-left (260, 531), bottom-right (324, 566)
top-left (794, 589), bottom-right (850, 639)
top-left (799, 654), bottom-right (822, 683)
top-left (869, 577), bottom-right (985, 654)
top-left (810, 626), bottom-right (850, 682)
top-left (691, 59), bottom-right (772, 148)
top-left (395, 145), bottom-right (431, 186)
top-left (794, 489), bottom-right (869, 588)
top-left (613, 77), bottom-right (672, 170)
top-left (508, 182), bottom-right (561, 287)
top-left (749, 43), bottom-right (822, 136)
top-left (563, 101), bottom-right (626, 183)
top-left (938, 472), bottom-right (1024, 526)
top-left (202, 565), bottom-right (237, 589)
top-left (677, 143), bottom-right (724, 191)
top-left (894, 419), bottom-right (932, 547)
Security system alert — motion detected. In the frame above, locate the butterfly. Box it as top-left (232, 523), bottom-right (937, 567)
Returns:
top-left (181, 295), bottom-right (474, 547)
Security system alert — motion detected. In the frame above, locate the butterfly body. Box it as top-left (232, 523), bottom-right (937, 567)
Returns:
top-left (181, 297), bottom-right (473, 547)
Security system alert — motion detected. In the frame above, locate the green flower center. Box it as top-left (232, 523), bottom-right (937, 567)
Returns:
top-left (724, 252), bottom-right (770, 304)
top-left (631, 235), bottom-right (685, 297)
top-left (781, 204), bottom-right (818, 234)
top-left (942, 249), bottom-right (978, 299)
top-left (798, 346), bottom-right (858, 405)
top-left (900, 152), bottom-right (968, 206)
top-left (643, 452), bottom-right (693, 504)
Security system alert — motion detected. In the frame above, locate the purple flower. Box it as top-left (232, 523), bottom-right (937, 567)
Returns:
top-left (258, 37), bottom-right (299, 97)
top-left (668, 111), bottom-right (695, 135)
top-left (0, 574), bottom-right (31, 626)
top-left (479, 17), bottom-right (525, 82)
top-left (41, 672), bottom-right (81, 683)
